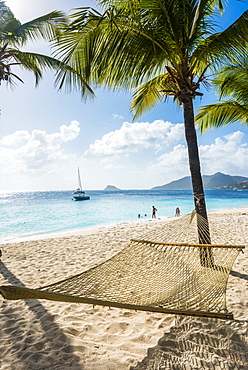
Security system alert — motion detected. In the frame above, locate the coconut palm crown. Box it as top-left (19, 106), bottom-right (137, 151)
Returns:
top-left (54, 0), bottom-right (248, 243)
top-left (196, 55), bottom-right (248, 132)
top-left (0, 1), bottom-right (93, 97)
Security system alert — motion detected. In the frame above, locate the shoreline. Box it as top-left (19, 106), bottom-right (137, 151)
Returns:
top-left (0, 215), bottom-right (170, 245)
top-left (1, 204), bottom-right (248, 245)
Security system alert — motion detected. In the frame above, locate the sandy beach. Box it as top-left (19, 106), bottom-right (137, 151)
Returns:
top-left (0, 208), bottom-right (248, 369)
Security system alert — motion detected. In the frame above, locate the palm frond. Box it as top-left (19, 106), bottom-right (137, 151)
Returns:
top-left (131, 73), bottom-right (175, 119)
top-left (192, 9), bottom-right (248, 72)
top-left (0, 3), bottom-right (89, 93)
top-left (2, 11), bottom-right (67, 47)
top-left (54, 62), bottom-right (95, 100)
top-left (196, 101), bottom-right (248, 132)
top-left (6, 50), bottom-right (94, 97)
top-left (54, 4), bottom-right (182, 91)
top-left (212, 58), bottom-right (248, 100)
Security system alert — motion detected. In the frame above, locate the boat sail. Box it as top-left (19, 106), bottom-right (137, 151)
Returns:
top-left (72, 167), bottom-right (90, 201)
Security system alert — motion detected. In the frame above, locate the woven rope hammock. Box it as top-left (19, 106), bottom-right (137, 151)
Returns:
top-left (0, 212), bottom-right (245, 320)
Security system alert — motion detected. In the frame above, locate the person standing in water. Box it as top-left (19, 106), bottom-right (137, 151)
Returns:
top-left (152, 206), bottom-right (157, 218)
top-left (175, 207), bottom-right (180, 217)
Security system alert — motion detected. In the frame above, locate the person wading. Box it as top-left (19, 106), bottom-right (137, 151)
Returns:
top-left (152, 206), bottom-right (157, 218)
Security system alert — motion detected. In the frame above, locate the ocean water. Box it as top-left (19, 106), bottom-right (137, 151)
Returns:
top-left (0, 189), bottom-right (248, 243)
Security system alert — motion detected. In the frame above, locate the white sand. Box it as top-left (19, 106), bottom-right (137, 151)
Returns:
top-left (0, 209), bottom-right (248, 369)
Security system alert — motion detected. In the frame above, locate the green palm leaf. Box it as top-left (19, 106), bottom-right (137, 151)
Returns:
top-left (131, 73), bottom-right (179, 119)
top-left (0, 1), bottom-right (93, 97)
top-left (196, 55), bottom-right (248, 132)
top-left (6, 11), bottom-right (68, 45)
top-left (197, 101), bottom-right (248, 131)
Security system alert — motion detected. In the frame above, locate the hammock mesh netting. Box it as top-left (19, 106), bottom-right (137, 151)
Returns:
top-left (0, 212), bottom-right (245, 319)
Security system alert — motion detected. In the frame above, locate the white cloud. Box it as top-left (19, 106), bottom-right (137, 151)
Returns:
top-left (200, 131), bottom-right (248, 174)
top-left (146, 130), bottom-right (248, 183)
top-left (84, 120), bottom-right (184, 158)
top-left (1, 114), bottom-right (247, 191)
top-left (147, 144), bottom-right (190, 180)
top-left (224, 131), bottom-right (245, 143)
top-left (1, 130), bottom-right (30, 147)
top-left (0, 120), bottom-right (80, 175)
top-left (112, 114), bottom-right (124, 120)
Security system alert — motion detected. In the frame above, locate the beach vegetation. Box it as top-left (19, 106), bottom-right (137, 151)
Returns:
top-left (196, 56), bottom-right (248, 131)
top-left (53, 0), bottom-right (248, 243)
top-left (0, 0), bottom-right (93, 96)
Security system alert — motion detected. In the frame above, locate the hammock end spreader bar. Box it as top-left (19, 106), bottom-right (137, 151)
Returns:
top-left (0, 285), bottom-right (234, 320)
top-left (130, 239), bottom-right (245, 249)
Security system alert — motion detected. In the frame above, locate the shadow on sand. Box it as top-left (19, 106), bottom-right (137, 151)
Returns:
top-left (0, 261), bottom-right (84, 370)
top-left (131, 315), bottom-right (248, 369)
top-left (230, 269), bottom-right (248, 281)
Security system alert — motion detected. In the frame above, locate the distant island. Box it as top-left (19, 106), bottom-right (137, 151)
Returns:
top-left (104, 185), bottom-right (121, 191)
top-left (151, 172), bottom-right (248, 190)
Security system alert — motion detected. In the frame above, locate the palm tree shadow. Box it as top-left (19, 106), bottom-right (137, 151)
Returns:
top-left (230, 269), bottom-right (248, 281)
top-left (130, 315), bottom-right (248, 369)
top-left (0, 261), bottom-right (84, 369)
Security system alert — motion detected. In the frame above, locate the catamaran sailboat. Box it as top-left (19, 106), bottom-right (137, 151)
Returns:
top-left (72, 167), bottom-right (90, 201)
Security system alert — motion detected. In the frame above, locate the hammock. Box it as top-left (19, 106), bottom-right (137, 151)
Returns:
top-left (0, 212), bottom-right (244, 320)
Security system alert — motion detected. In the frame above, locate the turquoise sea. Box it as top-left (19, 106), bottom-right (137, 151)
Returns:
top-left (1, 189), bottom-right (248, 243)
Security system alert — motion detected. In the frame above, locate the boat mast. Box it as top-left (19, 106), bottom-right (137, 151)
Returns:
top-left (78, 167), bottom-right (83, 191)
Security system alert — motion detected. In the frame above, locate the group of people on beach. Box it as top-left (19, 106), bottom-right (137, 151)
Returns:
top-left (138, 206), bottom-right (180, 219)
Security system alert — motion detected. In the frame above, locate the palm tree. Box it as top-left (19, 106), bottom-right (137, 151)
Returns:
top-left (0, 1), bottom-right (93, 96)
top-left (54, 0), bottom-right (248, 247)
top-left (196, 55), bottom-right (248, 132)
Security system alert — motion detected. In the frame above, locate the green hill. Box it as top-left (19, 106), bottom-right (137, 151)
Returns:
top-left (151, 172), bottom-right (248, 190)
top-left (219, 180), bottom-right (248, 190)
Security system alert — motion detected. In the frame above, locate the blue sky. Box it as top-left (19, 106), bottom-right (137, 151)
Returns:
top-left (0, 0), bottom-right (248, 191)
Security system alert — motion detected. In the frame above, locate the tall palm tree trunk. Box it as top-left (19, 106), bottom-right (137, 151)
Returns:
top-left (183, 99), bottom-right (214, 266)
